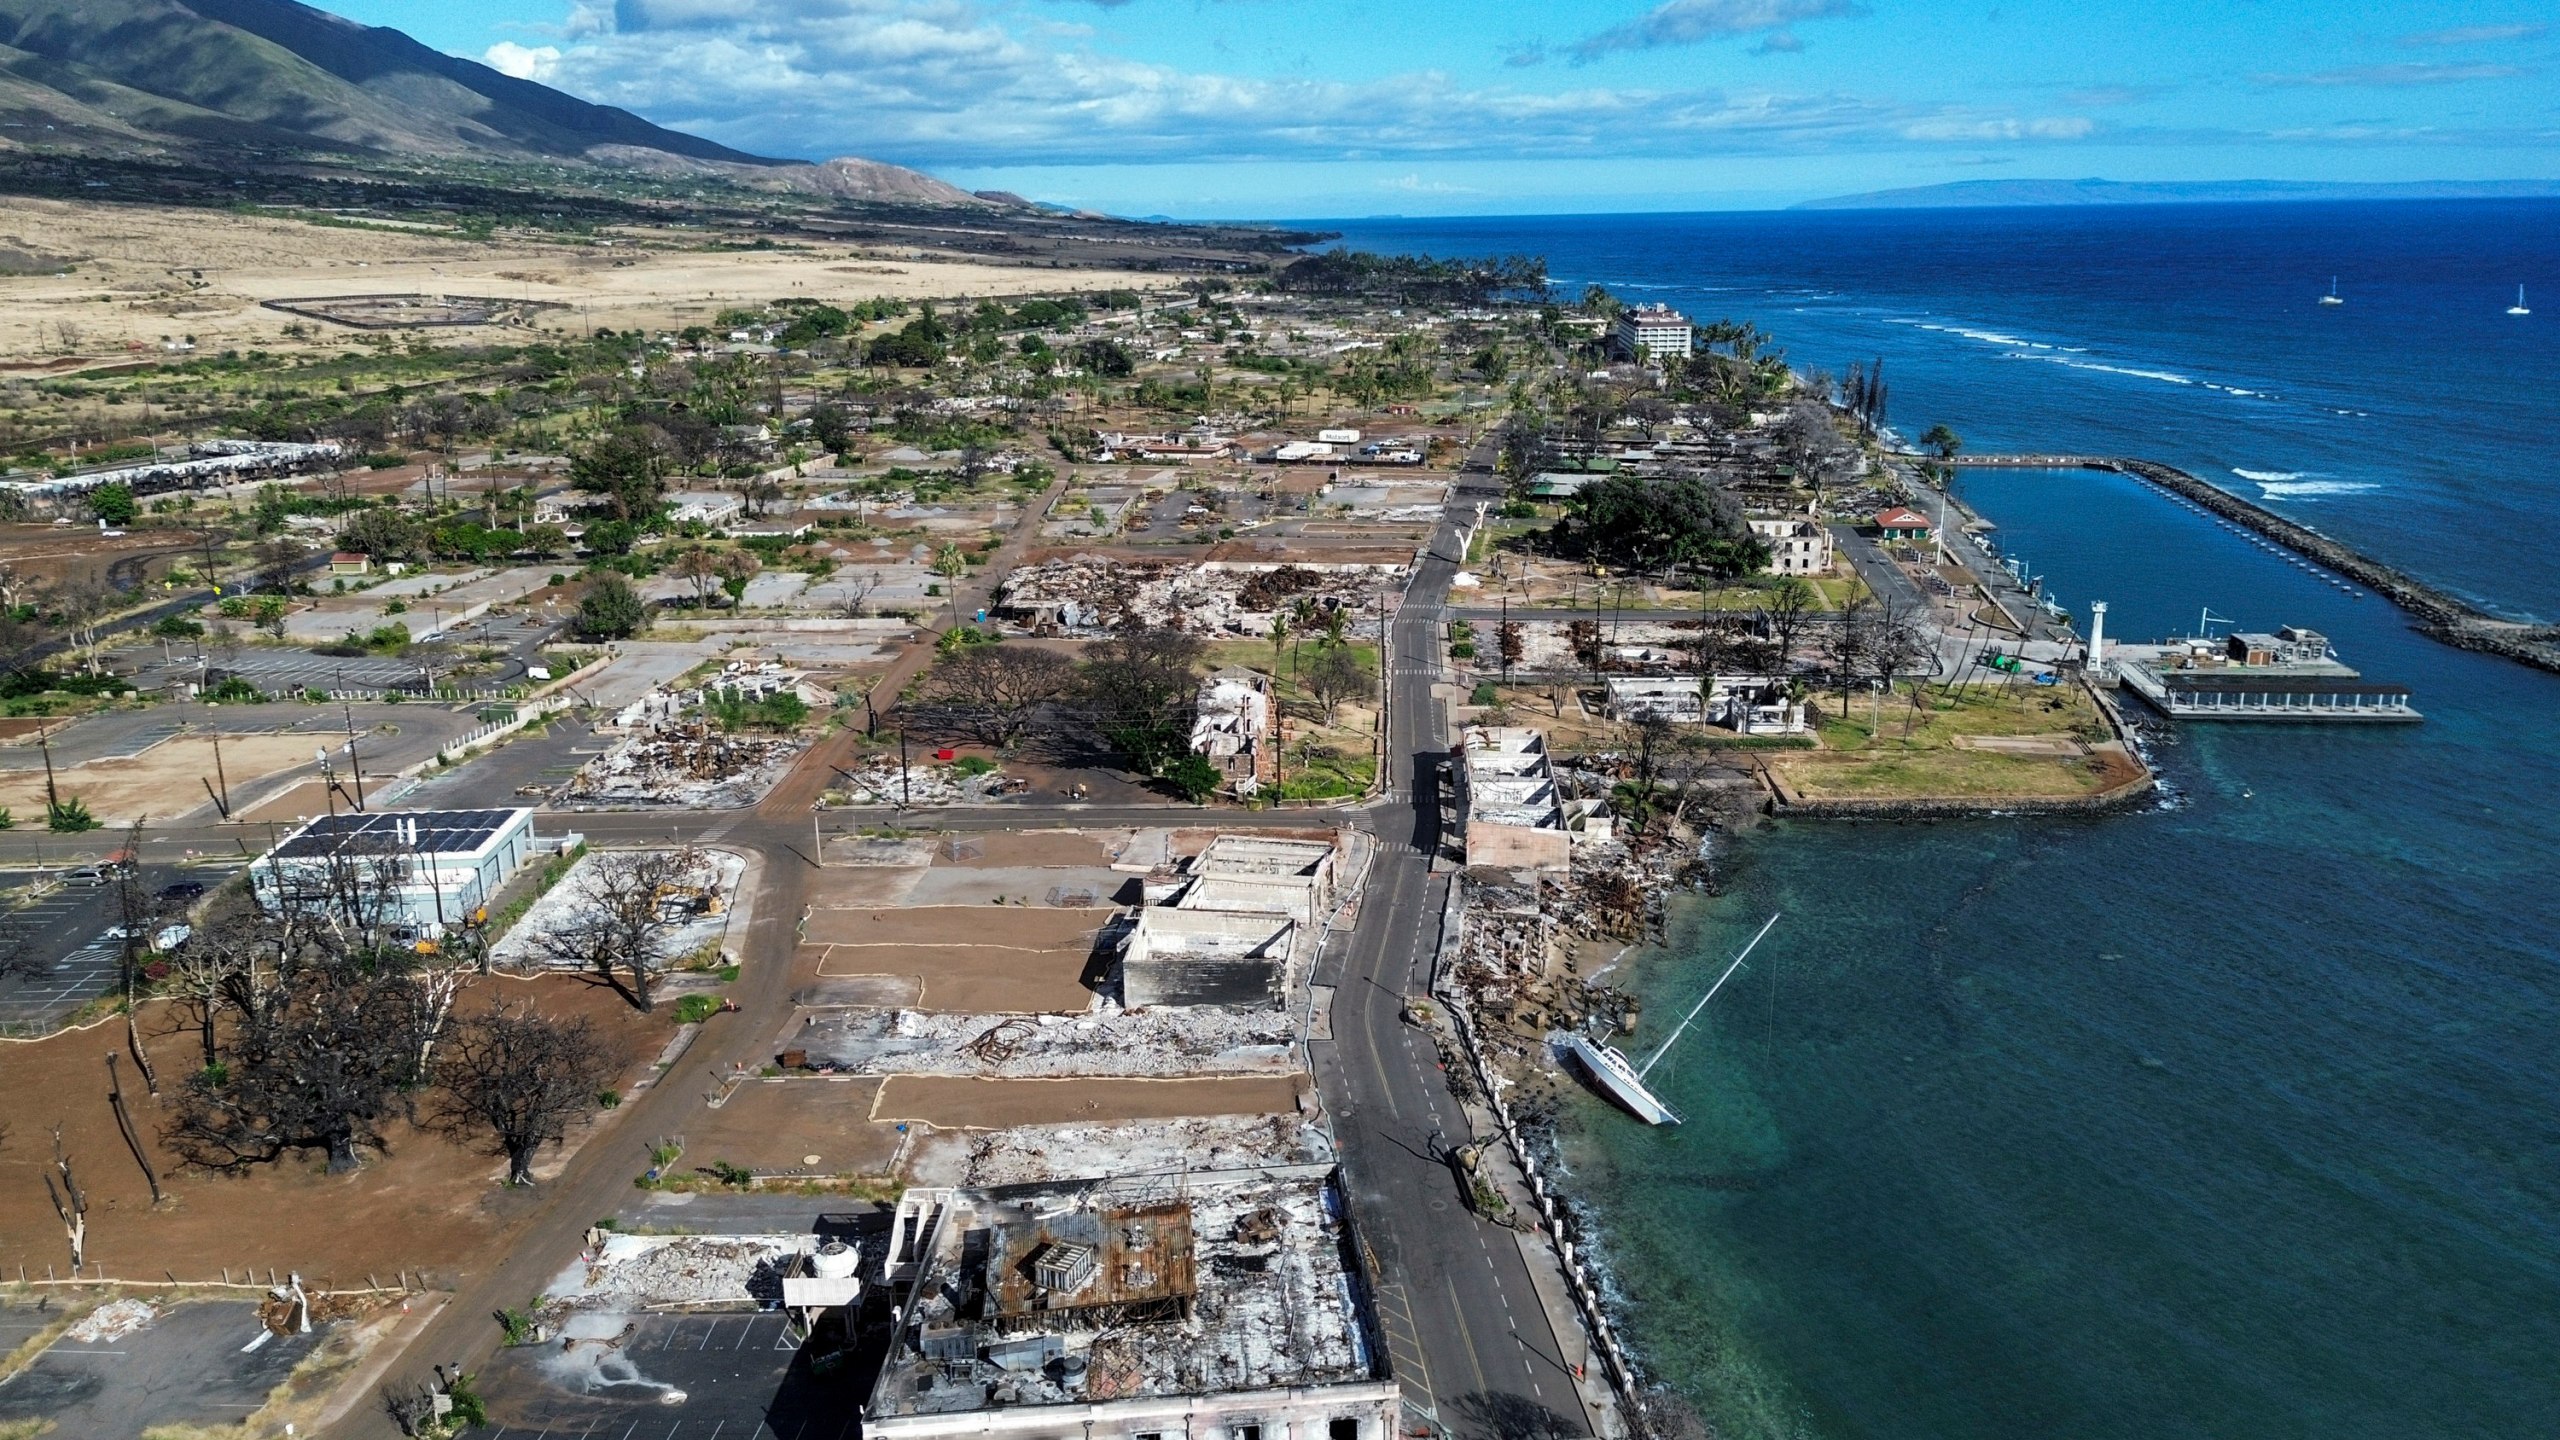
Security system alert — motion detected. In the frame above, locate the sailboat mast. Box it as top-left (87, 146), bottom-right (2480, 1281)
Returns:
top-left (1637, 913), bottom-right (1782, 1080)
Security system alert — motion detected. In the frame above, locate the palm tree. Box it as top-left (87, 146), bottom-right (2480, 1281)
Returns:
top-left (932, 543), bottom-right (969, 627)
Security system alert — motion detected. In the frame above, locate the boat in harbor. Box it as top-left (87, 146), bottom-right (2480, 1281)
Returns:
top-left (2511, 286), bottom-right (2532, 317)
top-left (1565, 913), bottom-right (1781, 1126)
top-left (2319, 277), bottom-right (2343, 306)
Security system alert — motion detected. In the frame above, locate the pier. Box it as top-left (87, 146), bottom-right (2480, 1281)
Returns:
top-left (1948, 454), bottom-right (2560, 677)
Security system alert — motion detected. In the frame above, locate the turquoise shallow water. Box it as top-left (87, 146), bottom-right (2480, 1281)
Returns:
top-left (1317, 204), bottom-right (2560, 1438)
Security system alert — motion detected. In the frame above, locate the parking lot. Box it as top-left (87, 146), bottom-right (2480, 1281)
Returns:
top-left (124, 610), bottom-right (564, 698)
top-left (0, 1299), bottom-right (319, 1438)
top-left (0, 863), bottom-right (237, 1031)
top-left (475, 1311), bottom-right (870, 1440)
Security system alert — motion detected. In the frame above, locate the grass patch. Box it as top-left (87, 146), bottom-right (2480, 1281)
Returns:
top-left (674, 993), bottom-right (722, 1024)
top-left (1770, 681), bottom-right (2127, 801)
top-left (0, 1417), bottom-right (58, 1440)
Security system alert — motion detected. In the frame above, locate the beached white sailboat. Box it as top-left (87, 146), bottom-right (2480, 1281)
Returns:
top-left (2319, 277), bottom-right (2343, 306)
top-left (1564, 913), bottom-right (1781, 1126)
top-left (2510, 286), bottom-right (2532, 316)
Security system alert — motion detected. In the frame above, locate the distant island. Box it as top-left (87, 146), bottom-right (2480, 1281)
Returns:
top-left (1796, 177), bottom-right (2560, 211)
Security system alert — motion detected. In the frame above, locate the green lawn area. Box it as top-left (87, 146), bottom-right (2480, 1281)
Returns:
top-left (1771, 681), bottom-right (2135, 801)
top-left (1270, 744), bottom-right (1376, 800)
top-left (1814, 680), bottom-right (2111, 748)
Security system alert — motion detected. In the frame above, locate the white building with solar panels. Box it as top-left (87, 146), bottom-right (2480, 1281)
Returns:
top-left (250, 808), bottom-right (541, 939)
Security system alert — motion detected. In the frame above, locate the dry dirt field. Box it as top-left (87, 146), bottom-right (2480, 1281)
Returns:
top-left (0, 522), bottom-right (200, 591)
top-left (0, 976), bottom-right (670, 1285)
top-left (0, 197), bottom-right (1166, 362)
top-left (871, 1074), bottom-right (1308, 1130)
top-left (0, 733), bottom-right (325, 825)
top-left (800, 904), bottom-right (1100, 949)
top-left (679, 1078), bottom-right (904, 1179)
top-left (803, 904), bottom-right (1105, 1012)
top-left (811, 943), bottom-right (1097, 1012)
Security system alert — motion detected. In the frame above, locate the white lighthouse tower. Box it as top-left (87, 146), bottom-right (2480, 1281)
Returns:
top-left (2086, 601), bottom-right (2110, 674)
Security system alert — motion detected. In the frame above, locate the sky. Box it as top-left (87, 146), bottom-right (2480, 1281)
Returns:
top-left (311, 0), bottom-right (2560, 218)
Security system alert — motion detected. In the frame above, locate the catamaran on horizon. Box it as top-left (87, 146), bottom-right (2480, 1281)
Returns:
top-left (1564, 913), bottom-right (1782, 1126)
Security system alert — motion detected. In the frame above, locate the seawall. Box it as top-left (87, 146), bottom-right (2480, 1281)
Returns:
top-left (1950, 454), bottom-right (2560, 676)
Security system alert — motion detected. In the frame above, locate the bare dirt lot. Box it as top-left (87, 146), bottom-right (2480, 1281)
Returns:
top-left (680, 1079), bottom-right (905, 1179)
top-left (0, 521), bottom-right (198, 590)
top-left (0, 733), bottom-right (326, 824)
top-left (0, 976), bottom-right (670, 1285)
top-left (0, 196), bottom-right (1166, 362)
top-left (799, 905), bottom-right (1100, 949)
top-left (810, 943), bottom-right (1096, 1012)
top-left (938, 830), bottom-right (1114, 868)
top-left (870, 1074), bottom-right (1307, 1129)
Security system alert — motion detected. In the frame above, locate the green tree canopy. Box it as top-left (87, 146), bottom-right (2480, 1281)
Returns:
top-left (569, 429), bottom-right (668, 525)
top-left (1563, 474), bottom-right (1769, 580)
top-left (573, 572), bottom-right (647, 640)
top-left (89, 483), bottom-right (137, 527)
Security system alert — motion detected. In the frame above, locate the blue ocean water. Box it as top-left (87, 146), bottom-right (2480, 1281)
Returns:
top-left (1320, 203), bottom-right (2560, 1439)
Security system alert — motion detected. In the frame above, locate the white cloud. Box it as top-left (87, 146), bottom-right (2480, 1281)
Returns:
top-left (2397, 23), bottom-right (2545, 47)
top-left (1897, 116), bottom-right (2095, 142)
top-left (1572, 0), bottom-right (1865, 59)
top-left (502, 0), bottom-right (2123, 172)
top-left (483, 41), bottom-right (563, 81)
top-left (2258, 62), bottom-right (2528, 88)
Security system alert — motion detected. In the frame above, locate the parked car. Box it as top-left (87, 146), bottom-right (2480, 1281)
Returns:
top-left (62, 866), bottom-right (109, 885)
top-left (157, 881), bottom-right (207, 903)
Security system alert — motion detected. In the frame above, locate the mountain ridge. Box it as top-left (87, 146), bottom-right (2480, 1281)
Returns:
top-left (0, 0), bottom-right (996, 207)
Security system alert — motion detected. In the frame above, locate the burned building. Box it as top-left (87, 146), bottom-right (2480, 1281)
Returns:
top-left (1120, 836), bottom-right (1347, 1008)
top-left (865, 1172), bottom-right (1396, 1440)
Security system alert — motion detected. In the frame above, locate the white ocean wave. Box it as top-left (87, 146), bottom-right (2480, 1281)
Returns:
top-left (2232, 468), bottom-right (2305, 482)
top-left (2010, 353), bottom-right (2198, 385)
top-left (2257, 479), bottom-right (2379, 499)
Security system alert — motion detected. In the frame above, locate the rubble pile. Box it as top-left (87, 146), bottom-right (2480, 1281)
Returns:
top-left (610, 660), bottom-right (823, 730)
top-left (555, 1235), bottom-right (805, 1310)
top-left (568, 719), bottom-right (803, 807)
top-left (999, 557), bottom-right (1400, 637)
top-left (826, 758), bottom-right (1009, 807)
top-left (67, 1299), bottom-right (158, 1343)
top-left (962, 1114), bottom-right (1334, 1185)
top-left (1449, 888), bottom-right (1604, 1047)
top-left (794, 1006), bottom-right (1296, 1078)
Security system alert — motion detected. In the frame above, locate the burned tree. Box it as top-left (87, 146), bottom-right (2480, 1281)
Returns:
top-left (925, 644), bottom-right (1077, 748)
top-left (431, 1002), bottom-right (612, 1187)
top-left (164, 955), bottom-right (434, 1174)
top-left (44, 1123), bottom-right (88, 1274)
top-left (1302, 645), bottom-right (1371, 725)
top-left (532, 847), bottom-right (709, 1012)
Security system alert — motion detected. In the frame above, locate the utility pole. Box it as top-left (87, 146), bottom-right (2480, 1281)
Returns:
top-left (35, 719), bottom-right (61, 818)
top-left (342, 701), bottom-right (366, 811)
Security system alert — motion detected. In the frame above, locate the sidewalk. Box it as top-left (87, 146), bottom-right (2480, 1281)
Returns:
top-left (1439, 1032), bottom-right (1627, 1440)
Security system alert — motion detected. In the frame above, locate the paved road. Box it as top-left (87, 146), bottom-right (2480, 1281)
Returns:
top-left (339, 815), bottom-right (821, 1437)
top-left (1313, 512), bottom-right (1596, 1440)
